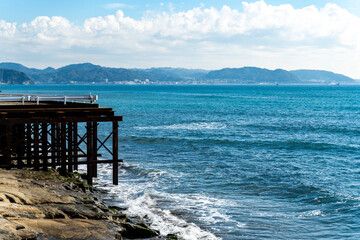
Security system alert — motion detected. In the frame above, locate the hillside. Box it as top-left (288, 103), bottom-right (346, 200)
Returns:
top-left (290, 70), bottom-right (355, 84)
top-left (0, 62), bottom-right (55, 75)
top-left (29, 63), bottom-right (186, 84)
top-left (140, 67), bottom-right (209, 79)
top-left (0, 63), bottom-right (208, 84)
top-left (0, 69), bottom-right (33, 84)
top-left (0, 62), bottom-right (356, 85)
top-left (205, 67), bottom-right (301, 84)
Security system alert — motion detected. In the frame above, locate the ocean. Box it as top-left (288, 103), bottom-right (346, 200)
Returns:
top-left (3, 84), bottom-right (360, 239)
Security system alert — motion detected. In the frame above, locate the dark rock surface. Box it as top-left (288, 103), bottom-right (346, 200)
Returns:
top-left (0, 169), bottom-right (164, 240)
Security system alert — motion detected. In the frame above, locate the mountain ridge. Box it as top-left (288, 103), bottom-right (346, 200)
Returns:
top-left (205, 67), bottom-right (302, 84)
top-left (290, 69), bottom-right (354, 84)
top-left (0, 62), bottom-right (356, 85)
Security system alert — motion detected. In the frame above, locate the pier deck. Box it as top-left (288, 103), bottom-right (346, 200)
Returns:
top-left (0, 94), bottom-right (122, 185)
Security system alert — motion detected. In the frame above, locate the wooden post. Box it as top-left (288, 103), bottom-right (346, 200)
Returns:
top-left (87, 122), bottom-right (93, 185)
top-left (42, 123), bottom-right (48, 171)
top-left (5, 124), bottom-right (11, 170)
top-left (73, 122), bottom-right (78, 171)
top-left (51, 123), bottom-right (56, 169)
top-left (68, 122), bottom-right (73, 172)
top-left (92, 122), bottom-right (98, 178)
top-left (60, 122), bottom-right (67, 175)
top-left (26, 123), bottom-right (32, 167)
top-left (17, 124), bottom-right (25, 169)
top-left (34, 123), bottom-right (39, 170)
top-left (56, 123), bottom-right (61, 167)
top-left (113, 121), bottom-right (119, 185)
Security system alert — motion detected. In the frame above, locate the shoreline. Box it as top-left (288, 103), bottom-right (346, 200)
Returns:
top-left (0, 168), bottom-right (176, 240)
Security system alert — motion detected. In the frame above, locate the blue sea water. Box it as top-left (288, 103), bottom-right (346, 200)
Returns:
top-left (3, 84), bottom-right (360, 239)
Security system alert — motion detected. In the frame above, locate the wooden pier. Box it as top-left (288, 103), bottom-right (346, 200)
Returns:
top-left (0, 95), bottom-right (122, 185)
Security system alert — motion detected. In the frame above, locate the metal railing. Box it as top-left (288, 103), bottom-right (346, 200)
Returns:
top-left (0, 93), bottom-right (98, 105)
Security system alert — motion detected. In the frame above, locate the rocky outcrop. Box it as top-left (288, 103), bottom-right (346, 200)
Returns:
top-left (0, 169), bottom-right (165, 240)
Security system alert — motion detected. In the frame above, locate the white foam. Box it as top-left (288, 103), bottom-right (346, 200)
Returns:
top-left (125, 193), bottom-right (219, 240)
top-left (93, 164), bottom-right (223, 240)
top-left (237, 222), bottom-right (246, 228)
top-left (148, 169), bottom-right (172, 179)
top-left (298, 210), bottom-right (324, 218)
top-left (167, 193), bottom-right (244, 232)
top-left (135, 122), bottom-right (226, 131)
top-left (199, 210), bottom-right (232, 224)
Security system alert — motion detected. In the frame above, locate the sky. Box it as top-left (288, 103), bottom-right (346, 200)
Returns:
top-left (1, 0), bottom-right (360, 78)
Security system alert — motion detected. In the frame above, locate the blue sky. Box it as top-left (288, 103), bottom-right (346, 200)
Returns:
top-left (1, 0), bottom-right (359, 22)
top-left (0, 0), bottom-right (360, 23)
top-left (1, 0), bottom-right (360, 78)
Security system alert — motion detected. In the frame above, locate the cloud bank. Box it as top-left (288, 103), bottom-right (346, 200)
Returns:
top-left (104, 3), bottom-right (133, 9)
top-left (1, 0), bottom-right (360, 77)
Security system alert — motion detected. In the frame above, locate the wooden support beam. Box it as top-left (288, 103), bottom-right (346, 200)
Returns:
top-left (60, 122), bottom-right (67, 175)
top-left (16, 124), bottom-right (25, 169)
top-left (0, 116), bottom-right (122, 124)
top-left (11, 153), bottom-right (101, 161)
top-left (68, 122), bottom-right (73, 172)
top-left (87, 121), bottom-right (93, 186)
top-left (42, 123), bottom-right (48, 171)
top-left (0, 107), bottom-right (113, 113)
top-left (113, 121), bottom-right (119, 185)
top-left (1, 159), bottom-right (123, 168)
top-left (33, 123), bottom-right (39, 171)
top-left (51, 123), bottom-right (56, 169)
top-left (73, 122), bottom-right (78, 171)
top-left (5, 124), bottom-right (11, 170)
top-left (56, 123), bottom-right (61, 167)
top-left (26, 123), bottom-right (32, 167)
top-left (92, 122), bottom-right (98, 178)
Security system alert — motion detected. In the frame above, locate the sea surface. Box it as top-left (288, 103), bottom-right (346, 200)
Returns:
top-left (3, 84), bottom-right (360, 239)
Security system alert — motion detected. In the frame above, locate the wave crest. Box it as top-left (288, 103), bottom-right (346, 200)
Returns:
top-left (135, 122), bottom-right (226, 131)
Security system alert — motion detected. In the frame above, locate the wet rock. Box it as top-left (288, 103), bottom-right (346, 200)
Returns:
top-left (16, 229), bottom-right (37, 240)
top-left (121, 222), bottom-right (160, 239)
top-left (113, 213), bottom-right (127, 219)
top-left (0, 169), bottom-right (118, 239)
top-left (14, 219), bottom-right (117, 239)
top-left (166, 234), bottom-right (179, 239)
top-left (107, 205), bottom-right (128, 211)
top-left (0, 218), bottom-right (37, 240)
top-left (0, 169), bottom-right (170, 239)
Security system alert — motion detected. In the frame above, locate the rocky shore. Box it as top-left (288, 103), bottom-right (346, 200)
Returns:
top-left (0, 168), bottom-right (176, 240)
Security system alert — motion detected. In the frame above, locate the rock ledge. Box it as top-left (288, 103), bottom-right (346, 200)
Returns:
top-left (0, 169), bottom-right (171, 240)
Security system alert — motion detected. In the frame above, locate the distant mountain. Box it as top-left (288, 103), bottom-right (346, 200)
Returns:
top-left (290, 70), bottom-right (355, 84)
top-left (0, 69), bottom-right (33, 84)
top-left (31, 63), bottom-right (185, 84)
top-left (0, 62), bottom-right (356, 85)
top-left (205, 67), bottom-right (302, 84)
top-left (57, 63), bottom-right (102, 72)
top-left (0, 62), bottom-right (54, 75)
top-left (0, 63), bottom-right (207, 83)
top-left (140, 67), bottom-right (209, 79)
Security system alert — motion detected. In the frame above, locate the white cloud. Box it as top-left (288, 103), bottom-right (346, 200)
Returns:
top-left (0, 20), bottom-right (16, 37)
top-left (104, 3), bottom-right (133, 9)
top-left (1, 1), bottom-right (360, 77)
